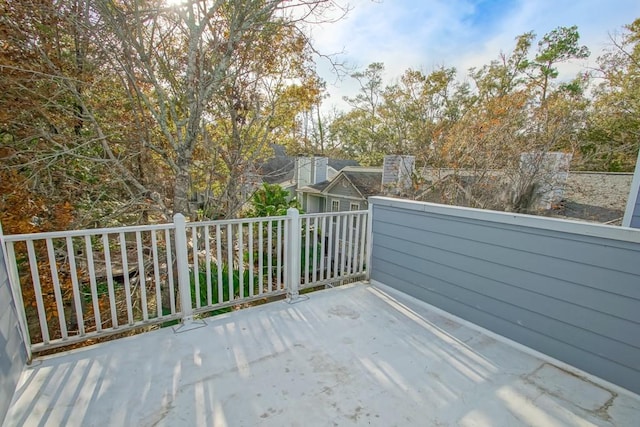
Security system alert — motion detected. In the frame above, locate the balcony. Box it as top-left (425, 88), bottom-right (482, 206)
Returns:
top-left (1, 198), bottom-right (639, 426)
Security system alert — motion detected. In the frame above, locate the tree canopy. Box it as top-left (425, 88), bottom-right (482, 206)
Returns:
top-left (2, 9), bottom-right (639, 226)
top-left (1, 0), bottom-right (341, 225)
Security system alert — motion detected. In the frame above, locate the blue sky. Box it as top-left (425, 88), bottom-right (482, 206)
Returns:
top-left (312, 0), bottom-right (640, 112)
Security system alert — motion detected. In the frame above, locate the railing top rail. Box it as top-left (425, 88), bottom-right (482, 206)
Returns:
top-left (2, 210), bottom-right (369, 243)
top-left (189, 215), bottom-right (288, 227)
top-left (2, 222), bottom-right (176, 242)
top-left (300, 210), bottom-right (367, 219)
top-left (370, 196), bottom-right (640, 244)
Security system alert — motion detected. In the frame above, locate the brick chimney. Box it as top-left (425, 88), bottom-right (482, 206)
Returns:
top-left (382, 155), bottom-right (415, 194)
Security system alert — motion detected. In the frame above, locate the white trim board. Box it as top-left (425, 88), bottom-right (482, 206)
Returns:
top-left (623, 151), bottom-right (640, 227)
top-left (370, 196), bottom-right (640, 244)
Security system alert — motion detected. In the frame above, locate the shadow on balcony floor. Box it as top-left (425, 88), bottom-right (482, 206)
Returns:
top-left (5, 283), bottom-right (640, 426)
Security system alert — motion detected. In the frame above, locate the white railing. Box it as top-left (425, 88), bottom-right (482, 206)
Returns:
top-left (1, 209), bottom-right (368, 353)
top-left (299, 211), bottom-right (369, 288)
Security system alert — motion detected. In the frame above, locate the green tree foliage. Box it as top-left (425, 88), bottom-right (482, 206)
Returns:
top-left (528, 25), bottom-right (590, 103)
top-left (249, 183), bottom-right (302, 217)
top-left (324, 25), bottom-right (598, 210)
top-left (329, 62), bottom-right (390, 165)
top-left (581, 18), bottom-right (640, 171)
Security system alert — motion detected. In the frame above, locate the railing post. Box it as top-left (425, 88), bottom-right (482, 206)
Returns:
top-left (173, 213), bottom-right (194, 325)
top-left (0, 222), bottom-right (32, 361)
top-left (286, 207), bottom-right (302, 302)
top-left (365, 202), bottom-right (373, 281)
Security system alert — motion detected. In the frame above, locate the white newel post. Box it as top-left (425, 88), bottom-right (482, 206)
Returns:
top-left (0, 222), bottom-right (32, 361)
top-left (173, 214), bottom-right (194, 323)
top-left (286, 208), bottom-right (301, 302)
top-left (365, 203), bottom-right (373, 281)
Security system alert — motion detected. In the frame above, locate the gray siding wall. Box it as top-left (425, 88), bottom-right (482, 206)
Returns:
top-left (0, 242), bottom-right (27, 424)
top-left (328, 176), bottom-right (362, 198)
top-left (329, 196), bottom-right (362, 212)
top-left (369, 197), bottom-right (640, 394)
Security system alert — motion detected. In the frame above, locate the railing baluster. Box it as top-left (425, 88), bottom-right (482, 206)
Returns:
top-left (312, 217), bottom-right (319, 284)
top-left (151, 231), bottom-right (162, 318)
top-left (216, 224), bottom-right (223, 304)
top-left (319, 216), bottom-right (326, 281)
top-left (258, 221), bottom-right (263, 295)
top-left (347, 214), bottom-right (355, 275)
top-left (276, 220), bottom-right (282, 290)
top-left (192, 226), bottom-right (200, 309)
top-left (135, 231), bottom-right (148, 321)
top-left (267, 221), bottom-right (273, 292)
top-left (26, 240), bottom-right (49, 344)
top-left (165, 229), bottom-right (176, 315)
top-left (46, 238), bottom-right (68, 338)
top-left (340, 215), bottom-right (348, 276)
top-left (65, 237), bottom-right (85, 336)
top-left (351, 214), bottom-right (362, 274)
top-left (326, 216), bottom-right (334, 280)
top-left (205, 226), bottom-right (212, 307)
top-left (83, 236), bottom-right (101, 333)
top-left (102, 234), bottom-right (118, 329)
top-left (333, 216), bottom-right (341, 279)
top-left (119, 233), bottom-right (133, 325)
top-left (248, 223), bottom-right (254, 297)
top-left (227, 224), bottom-right (233, 301)
top-left (238, 222), bottom-right (244, 299)
top-left (304, 217), bottom-right (310, 286)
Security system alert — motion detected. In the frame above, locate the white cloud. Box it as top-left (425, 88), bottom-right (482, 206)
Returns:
top-left (312, 0), bottom-right (640, 112)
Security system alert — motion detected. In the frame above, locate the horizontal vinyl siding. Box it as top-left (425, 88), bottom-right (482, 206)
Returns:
top-left (328, 176), bottom-right (362, 198)
top-left (369, 198), bottom-right (640, 394)
top-left (0, 244), bottom-right (26, 425)
top-left (329, 196), bottom-right (360, 212)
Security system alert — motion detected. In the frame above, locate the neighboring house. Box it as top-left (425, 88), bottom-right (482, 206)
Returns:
top-left (298, 155), bottom-right (415, 213)
top-left (257, 145), bottom-right (358, 200)
top-left (300, 167), bottom-right (383, 213)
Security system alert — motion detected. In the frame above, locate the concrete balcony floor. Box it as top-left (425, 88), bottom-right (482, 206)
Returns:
top-left (5, 283), bottom-right (640, 427)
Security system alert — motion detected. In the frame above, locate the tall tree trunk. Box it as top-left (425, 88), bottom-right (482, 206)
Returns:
top-left (173, 154), bottom-right (191, 216)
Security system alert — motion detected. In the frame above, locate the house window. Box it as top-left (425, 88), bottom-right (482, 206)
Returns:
top-left (350, 203), bottom-right (360, 226)
top-left (331, 200), bottom-right (340, 212)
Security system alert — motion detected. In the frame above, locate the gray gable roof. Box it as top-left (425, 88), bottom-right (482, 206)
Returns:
top-left (259, 156), bottom-right (295, 184)
top-left (302, 167), bottom-right (383, 199)
top-left (328, 159), bottom-right (359, 171)
top-left (306, 180), bottom-right (332, 192)
top-left (258, 144), bottom-right (359, 184)
top-left (341, 169), bottom-right (382, 198)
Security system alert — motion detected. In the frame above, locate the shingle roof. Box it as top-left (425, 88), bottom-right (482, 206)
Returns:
top-left (342, 169), bottom-right (382, 198)
top-left (328, 159), bottom-right (359, 171)
top-left (257, 145), bottom-right (359, 184)
top-left (258, 156), bottom-right (295, 184)
top-left (306, 180), bottom-right (332, 192)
